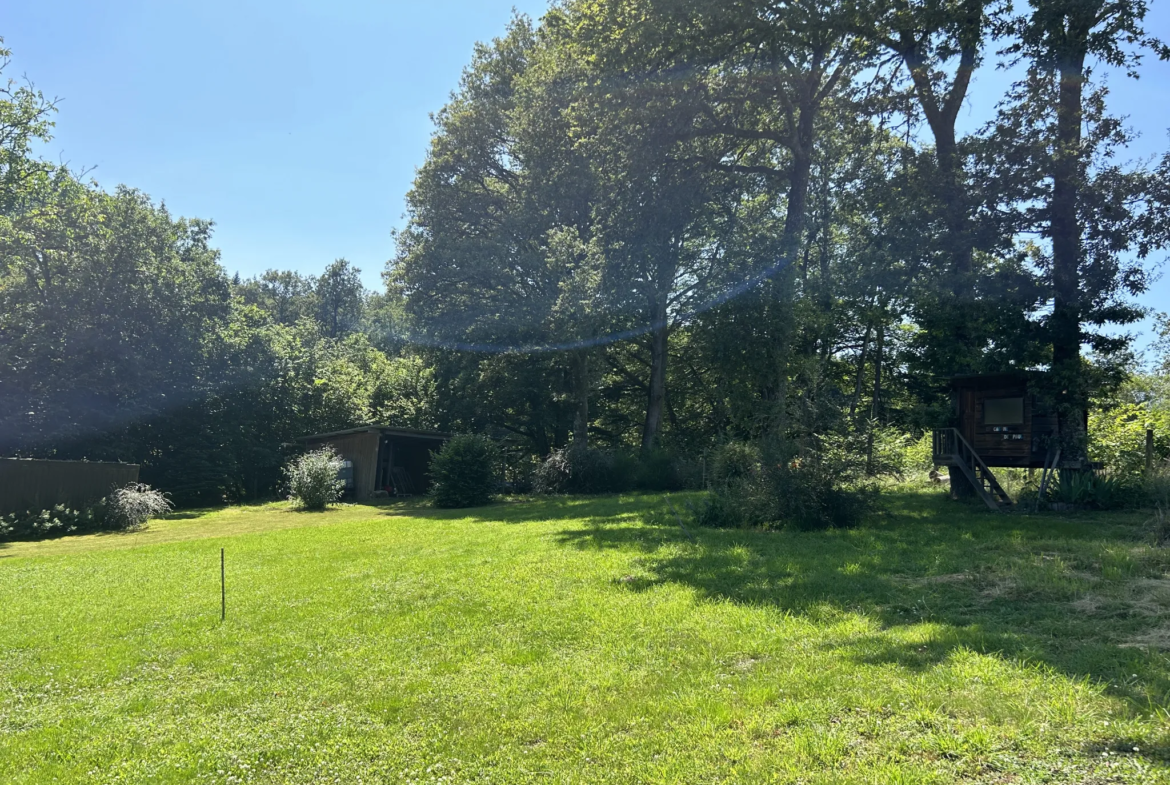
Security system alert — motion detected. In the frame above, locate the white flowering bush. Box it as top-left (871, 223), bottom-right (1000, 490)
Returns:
top-left (107, 483), bottom-right (173, 531)
top-left (285, 448), bottom-right (345, 511)
top-left (0, 482), bottom-right (171, 542)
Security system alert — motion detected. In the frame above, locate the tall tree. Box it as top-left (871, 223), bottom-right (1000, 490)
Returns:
top-left (564, 0), bottom-right (873, 439)
top-left (1009, 0), bottom-right (1167, 461)
top-left (236, 269), bottom-right (316, 325)
top-left (863, 0), bottom-right (1008, 377)
top-left (315, 258), bottom-right (366, 338)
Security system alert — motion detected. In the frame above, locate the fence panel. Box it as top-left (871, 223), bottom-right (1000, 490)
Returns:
top-left (0, 459), bottom-right (140, 514)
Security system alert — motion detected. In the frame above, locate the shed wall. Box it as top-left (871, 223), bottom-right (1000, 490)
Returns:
top-left (303, 431), bottom-right (380, 499)
top-left (0, 459), bottom-right (140, 514)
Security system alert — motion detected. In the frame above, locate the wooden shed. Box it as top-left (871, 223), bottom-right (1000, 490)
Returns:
top-left (297, 426), bottom-right (450, 500)
top-left (932, 372), bottom-right (1073, 511)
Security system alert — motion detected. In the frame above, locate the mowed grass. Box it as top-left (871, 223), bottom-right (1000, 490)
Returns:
top-left (4, 491), bottom-right (1170, 783)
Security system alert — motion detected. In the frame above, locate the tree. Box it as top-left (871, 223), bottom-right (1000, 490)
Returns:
top-left (315, 258), bottom-right (366, 338)
top-left (562, 0), bottom-right (874, 440)
top-left (861, 0), bottom-right (1014, 379)
top-left (1004, 0), bottom-right (1168, 461)
top-left (236, 269), bottom-right (316, 325)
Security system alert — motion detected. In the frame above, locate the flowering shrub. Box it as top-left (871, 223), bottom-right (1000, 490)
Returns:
top-left (285, 448), bottom-right (346, 511)
top-left (0, 483), bottom-right (171, 542)
top-left (107, 483), bottom-right (173, 530)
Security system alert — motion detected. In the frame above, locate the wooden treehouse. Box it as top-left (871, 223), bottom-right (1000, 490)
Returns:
top-left (931, 373), bottom-right (1070, 512)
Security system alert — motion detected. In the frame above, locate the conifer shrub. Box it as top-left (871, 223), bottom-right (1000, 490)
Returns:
top-left (429, 434), bottom-right (501, 508)
top-left (285, 447), bottom-right (345, 511)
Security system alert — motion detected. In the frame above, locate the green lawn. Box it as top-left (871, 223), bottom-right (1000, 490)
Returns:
top-left (3, 490), bottom-right (1170, 783)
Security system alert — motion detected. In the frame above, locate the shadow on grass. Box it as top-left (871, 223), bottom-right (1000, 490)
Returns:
top-left (389, 494), bottom-right (661, 526)
top-left (549, 488), bottom-right (1170, 714)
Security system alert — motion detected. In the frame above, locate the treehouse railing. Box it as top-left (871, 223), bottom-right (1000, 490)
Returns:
top-left (932, 428), bottom-right (1013, 512)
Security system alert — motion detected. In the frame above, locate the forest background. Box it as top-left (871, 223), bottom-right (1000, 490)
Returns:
top-left (2, 0), bottom-right (1170, 506)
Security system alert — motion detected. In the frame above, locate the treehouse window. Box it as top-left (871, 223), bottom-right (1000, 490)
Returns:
top-left (983, 397), bottom-right (1024, 426)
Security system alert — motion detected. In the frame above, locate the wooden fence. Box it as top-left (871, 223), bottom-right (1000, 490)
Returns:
top-left (0, 459), bottom-right (140, 514)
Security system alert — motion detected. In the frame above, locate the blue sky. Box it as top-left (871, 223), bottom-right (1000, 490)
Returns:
top-left (4, 0), bottom-right (1169, 351)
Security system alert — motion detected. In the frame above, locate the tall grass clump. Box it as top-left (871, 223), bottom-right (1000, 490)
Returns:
top-left (285, 447), bottom-right (345, 511)
top-left (430, 434), bottom-right (501, 508)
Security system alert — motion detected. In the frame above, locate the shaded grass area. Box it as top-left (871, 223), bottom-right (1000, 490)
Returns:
top-left (3, 489), bottom-right (1170, 783)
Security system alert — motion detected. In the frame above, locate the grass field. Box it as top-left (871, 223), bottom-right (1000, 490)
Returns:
top-left (4, 489), bottom-right (1170, 783)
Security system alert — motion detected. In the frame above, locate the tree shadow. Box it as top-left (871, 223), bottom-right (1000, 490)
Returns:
top-left (387, 494), bottom-right (662, 526)
top-left (554, 489), bottom-right (1170, 714)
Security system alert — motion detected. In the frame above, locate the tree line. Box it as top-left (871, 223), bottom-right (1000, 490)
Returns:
top-left (393, 0), bottom-right (1169, 460)
top-left (2, 0), bottom-right (1169, 506)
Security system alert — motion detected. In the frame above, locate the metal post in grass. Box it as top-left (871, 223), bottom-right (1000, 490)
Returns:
top-left (220, 548), bottom-right (225, 621)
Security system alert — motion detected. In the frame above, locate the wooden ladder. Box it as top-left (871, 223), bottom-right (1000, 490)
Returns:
top-left (932, 428), bottom-right (1013, 512)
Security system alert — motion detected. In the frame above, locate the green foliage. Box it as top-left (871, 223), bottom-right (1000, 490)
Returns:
top-left (532, 448), bottom-right (697, 495)
top-left (710, 442), bottom-right (762, 487)
top-left (4, 2), bottom-right (1169, 519)
top-left (285, 448), bottom-right (345, 512)
top-left (819, 423), bottom-right (919, 480)
top-left (1049, 471), bottom-right (1134, 511)
top-left (533, 446), bottom-right (618, 495)
top-left (429, 435), bottom-right (502, 509)
top-left (1089, 401), bottom-right (1170, 479)
top-left (698, 442), bottom-right (878, 531)
top-left (1, 503), bottom-right (109, 542)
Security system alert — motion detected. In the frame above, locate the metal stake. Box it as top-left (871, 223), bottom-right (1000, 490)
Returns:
top-left (220, 548), bottom-right (225, 621)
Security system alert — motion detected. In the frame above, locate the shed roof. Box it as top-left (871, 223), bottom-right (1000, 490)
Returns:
top-left (297, 426), bottom-right (452, 442)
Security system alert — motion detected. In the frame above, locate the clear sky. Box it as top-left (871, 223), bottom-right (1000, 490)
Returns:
top-left (3, 0), bottom-right (1169, 351)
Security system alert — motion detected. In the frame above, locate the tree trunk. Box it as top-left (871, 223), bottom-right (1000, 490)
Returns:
top-left (768, 139), bottom-right (813, 440)
top-left (1050, 50), bottom-right (1088, 462)
top-left (642, 298), bottom-right (669, 453)
top-left (572, 351), bottom-right (590, 449)
top-left (865, 321), bottom-right (885, 475)
top-left (850, 324), bottom-right (872, 421)
top-left (900, 27), bottom-right (979, 374)
top-left (870, 320), bottom-right (885, 423)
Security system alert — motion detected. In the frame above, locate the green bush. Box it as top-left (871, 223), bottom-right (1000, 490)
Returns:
top-left (533, 446), bottom-right (617, 495)
top-left (1050, 470), bottom-right (1135, 510)
top-left (1090, 402), bottom-right (1169, 479)
top-left (285, 447), bottom-right (345, 511)
top-left (1146, 461), bottom-right (1170, 510)
top-left (532, 447), bottom-right (700, 495)
top-left (430, 434), bottom-right (502, 508)
top-left (697, 443), bottom-right (877, 531)
top-left (711, 442), bottom-right (762, 487)
top-left (634, 449), bottom-right (685, 491)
